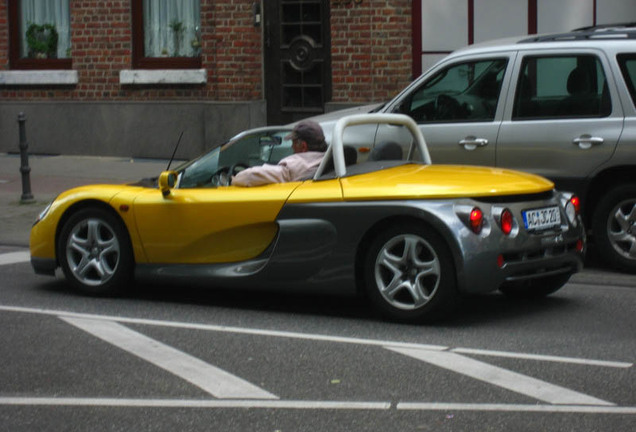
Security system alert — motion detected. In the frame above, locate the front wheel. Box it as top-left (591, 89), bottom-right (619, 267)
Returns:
top-left (592, 184), bottom-right (636, 273)
top-left (58, 207), bottom-right (133, 295)
top-left (363, 223), bottom-right (458, 322)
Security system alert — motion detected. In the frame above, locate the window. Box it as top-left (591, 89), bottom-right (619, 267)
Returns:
top-left (513, 55), bottom-right (611, 120)
top-left (398, 59), bottom-right (507, 123)
top-left (8, 0), bottom-right (71, 69)
top-left (132, 0), bottom-right (202, 69)
top-left (618, 54), bottom-right (636, 108)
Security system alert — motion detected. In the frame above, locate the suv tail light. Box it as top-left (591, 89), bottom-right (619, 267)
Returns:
top-left (565, 195), bottom-right (581, 225)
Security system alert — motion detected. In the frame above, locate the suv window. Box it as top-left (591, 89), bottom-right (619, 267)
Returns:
top-left (513, 55), bottom-right (611, 120)
top-left (618, 54), bottom-right (636, 107)
top-left (399, 58), bottom-right (507, 123)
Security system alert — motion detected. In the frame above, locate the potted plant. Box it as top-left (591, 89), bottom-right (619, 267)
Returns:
top-left (169, 20), bottom-right (184, 56)
top-left (26, 23), bottom-right (58, 59)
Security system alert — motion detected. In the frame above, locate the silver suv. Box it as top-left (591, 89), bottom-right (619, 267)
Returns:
top-left (314, 24), bottom-right (636, 273)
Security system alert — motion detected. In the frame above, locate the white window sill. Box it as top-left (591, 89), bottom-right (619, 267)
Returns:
top-left (0, 70), bottom-right (79, 86)
top-left (120, 69), bottom-right (207, 85)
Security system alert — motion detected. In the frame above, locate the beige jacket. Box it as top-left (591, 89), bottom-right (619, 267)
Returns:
top-left (232, 151), bottom-right (324, 187)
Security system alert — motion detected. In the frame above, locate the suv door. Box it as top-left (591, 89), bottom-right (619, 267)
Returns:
top-left (384, 55), bottom-right (513, 166)
top-left (497, 50), bottom-right (623, 197)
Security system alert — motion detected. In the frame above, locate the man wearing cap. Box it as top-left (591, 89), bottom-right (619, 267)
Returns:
top-left (232, 120), bottom-right (327, 187)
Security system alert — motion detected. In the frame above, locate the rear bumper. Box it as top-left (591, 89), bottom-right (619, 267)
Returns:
top-left (458, 236), bottom-right (585, 294)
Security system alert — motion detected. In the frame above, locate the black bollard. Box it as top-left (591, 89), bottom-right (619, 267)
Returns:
top-left (18, 112), bottom-right (34, 203)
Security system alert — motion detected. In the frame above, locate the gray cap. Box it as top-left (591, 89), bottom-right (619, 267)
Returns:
top-left (285, 120), bottom-right (326, 150)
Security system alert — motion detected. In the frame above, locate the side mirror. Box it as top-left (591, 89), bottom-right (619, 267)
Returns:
top-left (158, 171), bottom-right (177, 197)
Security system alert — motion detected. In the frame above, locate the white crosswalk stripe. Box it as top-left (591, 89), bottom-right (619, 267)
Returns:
top-left (0, 251), bottom-right (30, 266)
top-left (62, 317), bottom-right (278, 400)
top-left (0, 305), bottom-right (630, 412)
top-left (385, 346), bottom-right (614, 406)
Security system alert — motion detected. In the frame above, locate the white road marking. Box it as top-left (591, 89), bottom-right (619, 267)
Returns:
top-left (0, 305), bottom-right (633, 412)
top-left (0, 397), bottom-right (390, 410)
top-left (0, 398), bottom-right (635, 414)
top-left (451, 347), bottom-right (633, 368)
top-left (396, 403), bottom-right (636, 414)
top-left (385, 347), bottom-right (614, 406)
top-left (1, 305), bottom-right (631, 369)
top-left (0, 305), bottom-right (448, 352)
top-left (0, 251), bottom-right (30, 266)
top-left (62, 317), bottom-right (278, 400)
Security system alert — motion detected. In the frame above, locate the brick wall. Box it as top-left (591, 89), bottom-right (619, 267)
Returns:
top-left (330, 0), bottom-right (413, 103)
top-left (0, 0), bottom-right (412, 105)
top-left (0, 0), bottom-right (263, 101)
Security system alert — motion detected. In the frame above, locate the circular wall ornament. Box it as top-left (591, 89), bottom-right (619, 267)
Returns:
top-left (289, 36), bottom-right (317, 71)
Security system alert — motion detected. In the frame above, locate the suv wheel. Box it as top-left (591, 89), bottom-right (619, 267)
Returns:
top-left (592, 184), bottom-right (636, 273)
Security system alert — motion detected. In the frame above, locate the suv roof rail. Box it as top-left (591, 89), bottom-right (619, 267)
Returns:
top-left (573, 22), bottom-right (636, 31)
top-left (519, 23), bottom-right (636, 43)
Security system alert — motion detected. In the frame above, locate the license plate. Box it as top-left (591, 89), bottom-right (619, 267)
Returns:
top-left (522, 206), bottom-right (561, 231)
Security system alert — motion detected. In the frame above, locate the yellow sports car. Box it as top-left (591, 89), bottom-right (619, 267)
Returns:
top-left (30, 114), bottom-right (585, 322)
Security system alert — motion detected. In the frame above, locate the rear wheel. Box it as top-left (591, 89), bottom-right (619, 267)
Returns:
top-left (58, 207), bottom-right (133, 295)
top-left (499, 273), bottom-right (571, 298)
top-left (363, 223), bottom-right (458, 322)
top-left (592, 184), bottom-right (636, 273)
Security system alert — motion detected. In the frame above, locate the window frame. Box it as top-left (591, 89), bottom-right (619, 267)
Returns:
top-left (131, 0), bottom-right (202, 70)
top-left (8, 0), bottom-right (72, 70)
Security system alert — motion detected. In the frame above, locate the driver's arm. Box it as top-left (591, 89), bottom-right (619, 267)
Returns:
top-left (232, 163), bottom-right (291, 187)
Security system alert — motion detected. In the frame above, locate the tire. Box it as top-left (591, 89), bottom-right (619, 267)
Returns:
top-left (363, 223), bottom-right (458, 322)
top-left (592, 184), bottom-right (636, 273)
top-left (499, 273), bottom-right (570, 298)
top-left (58, 207), bottom-right (133, 295)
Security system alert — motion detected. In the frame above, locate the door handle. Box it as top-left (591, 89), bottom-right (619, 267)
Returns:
top-left (459, 137), bottom-right (489, 151)
top-left (573, 135), bottom-right (604, 150)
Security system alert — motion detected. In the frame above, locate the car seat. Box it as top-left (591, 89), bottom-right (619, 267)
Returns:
top-left (369, 141), bottom-right (403, 161)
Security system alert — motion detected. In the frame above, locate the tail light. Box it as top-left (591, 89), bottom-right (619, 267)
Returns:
top-left (565, 195), bottom-right (581, 225)
top-left (469, 207), bottom-right (483, 234)
top-left (570, 195), bottom-right (581, 213)
top-left (499, 208), bottom-right (513, 235)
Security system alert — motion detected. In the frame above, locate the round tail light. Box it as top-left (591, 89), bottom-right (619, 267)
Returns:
top-left (469, 207), bottom-right (483, 234)
top-left (500, 208), bottom-right (513, 235)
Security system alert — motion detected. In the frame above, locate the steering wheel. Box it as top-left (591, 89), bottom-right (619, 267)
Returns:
top-left (433, 94), bottom-right (463, 120)
top-left (210, 162), bottom-right (249, 186)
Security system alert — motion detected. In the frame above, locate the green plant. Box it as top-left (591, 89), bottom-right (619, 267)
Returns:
top-left (169, 20), bottom-right (184, 33)
top-left (25, 23), bottom-right (58, 58)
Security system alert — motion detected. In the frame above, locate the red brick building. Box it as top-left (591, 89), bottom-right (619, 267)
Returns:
top-left (0, 0), bottom-right (412, 158)
top-left (1, 1), bottom-right (633, 158)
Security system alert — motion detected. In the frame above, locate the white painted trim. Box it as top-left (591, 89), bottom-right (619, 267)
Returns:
top-left (119, 69), bottom-right (207, 85)
top-left (0, 70), bottom-right (78, 86)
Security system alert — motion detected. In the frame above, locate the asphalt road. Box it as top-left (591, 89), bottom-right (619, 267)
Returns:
top-left (1, 246), bottom-right (635, 431)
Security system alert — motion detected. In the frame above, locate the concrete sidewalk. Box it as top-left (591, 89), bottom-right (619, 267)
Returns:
top-left (0, 153), bottom-right (169, 246)
top-left (1, 152), bottom-right (635, 287)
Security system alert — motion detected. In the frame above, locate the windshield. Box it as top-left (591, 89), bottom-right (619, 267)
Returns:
top-left (177, 129), bottom-right (294, 188)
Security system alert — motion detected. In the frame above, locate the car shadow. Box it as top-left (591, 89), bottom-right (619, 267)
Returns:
top-left (35, 276), bottom-right (581, 326)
